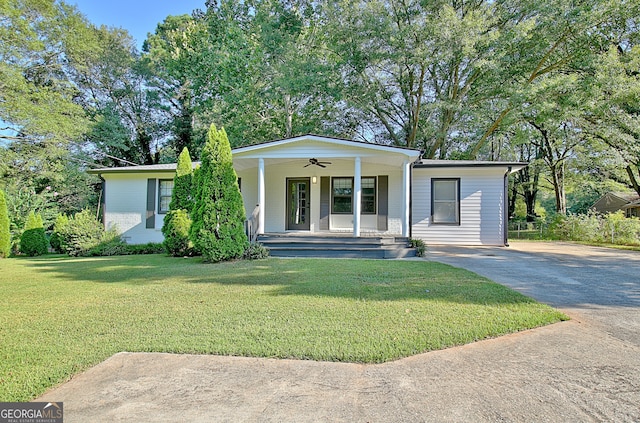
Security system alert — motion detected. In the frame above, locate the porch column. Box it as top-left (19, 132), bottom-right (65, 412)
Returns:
top-left (258, 158), bottom-right (265, 235)
top-left (402, 159), bottom-right (410, 237)
top-left (353, 156), bottom-right (361, 237)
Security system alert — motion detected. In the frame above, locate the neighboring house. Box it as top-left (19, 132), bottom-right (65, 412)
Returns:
top-left (88, 135), bottom-right (525, 246)
top-left (591, 192), bottom-right (640, 216)
top-left (621, 200), bottom-right (640, 218)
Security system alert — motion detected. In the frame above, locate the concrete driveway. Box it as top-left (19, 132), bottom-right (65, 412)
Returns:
top-left (39, 242), bottom-right (640, 422)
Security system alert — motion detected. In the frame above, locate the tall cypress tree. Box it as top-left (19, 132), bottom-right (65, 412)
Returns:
top-left (162, 147), bottom-right (194, 256)
top-left (190, 124), bottom-right (248, 262)
top-left (0, 190), bottom-right (11, 258)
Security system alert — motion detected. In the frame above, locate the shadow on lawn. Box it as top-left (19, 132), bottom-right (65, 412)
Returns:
top-left (25, 255), bottom-right (542, 305)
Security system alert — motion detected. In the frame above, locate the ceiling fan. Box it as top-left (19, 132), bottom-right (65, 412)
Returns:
top-left (304, 158), bottom-right (332, 168)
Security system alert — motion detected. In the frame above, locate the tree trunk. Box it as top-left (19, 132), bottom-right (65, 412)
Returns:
top-left (626, 165), bottom-right (640, 197)
top-left (284, 93), bottom-right (293, 138)
top-left (549, 163), bottom-right (567, 215)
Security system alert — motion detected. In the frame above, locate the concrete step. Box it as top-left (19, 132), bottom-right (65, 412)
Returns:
top-left (257, 234), bottom-right (416, 259)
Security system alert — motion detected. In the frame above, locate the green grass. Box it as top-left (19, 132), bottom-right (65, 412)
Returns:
top-left (0, 255), bottom-right (567, 401)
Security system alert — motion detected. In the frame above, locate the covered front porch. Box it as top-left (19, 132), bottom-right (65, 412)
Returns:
top-left (232, 135), bottom-right (420, 239)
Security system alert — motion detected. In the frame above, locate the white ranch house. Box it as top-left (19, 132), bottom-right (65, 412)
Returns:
top-left (89, 135), bottom-right (525, 246)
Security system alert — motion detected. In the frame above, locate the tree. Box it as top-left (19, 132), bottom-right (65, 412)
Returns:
top-left (0, 190), bottom-right (11, 258)
top-left (143, 14), bottom-right (209, 157)
top-left (162, 147), bottom-right (194, 256)
top-left (190, 124), bottom-right (248, 262)
top-left (20, 211), bottom-right (48, 256)
top-left (0, 0), bottom-right (90, 147)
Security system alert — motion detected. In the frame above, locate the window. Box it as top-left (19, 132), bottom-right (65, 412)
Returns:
top-left (332, 177), bottom-right (353, 213)
top-left (361, 177), bottom-right (376, 214)
top-left (158, 179), bottom-right (174, 214)
top-left (331, 177), bottom-right (377, 214)
top-left (431, 178), bottom-right (460, 224)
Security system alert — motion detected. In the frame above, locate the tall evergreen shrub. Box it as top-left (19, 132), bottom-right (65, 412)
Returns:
top-left (0, 190), bottom-right (11, 258)
top-left (162, 147), bottom-right (194, 256)
top-left (20, 211), bottom-right (48, 256)
top-left (190, 124), bottom-right (248, 262)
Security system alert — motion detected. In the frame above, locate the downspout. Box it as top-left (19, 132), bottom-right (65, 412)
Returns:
top-left (504, 167), bottom-right (511, 247)
top-left (98, 175), bottom-right (106, 227)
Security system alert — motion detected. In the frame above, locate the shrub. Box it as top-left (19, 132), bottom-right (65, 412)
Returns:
top-left (409, 238), bottom-right (427, 257)
top-left (124, 243), bottom-right (165, 255)
top-left (162, 147), bottom-right (195, 256)
top-left (20, 212), bottom-right (48, 256)
top-left (243, 243), bottom-right (270, 260)
top-left (0, 189), bottom-right (10, 258)
top-left (162, 209), bottom-right (193, 256)
top-left (56, 209), bottom-right (105, 256)
top-left (49, 214), bottom-right (70, 253)
top-left (551, 211), bottom-right (640, 246)
top-left (87, 240), bottom-right (166, 257)
top-left (190, 124), bottom-right (248, 262)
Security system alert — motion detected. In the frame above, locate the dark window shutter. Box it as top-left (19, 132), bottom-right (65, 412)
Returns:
top-left (146, 178), bottom-right (156, 229)
top-left (320, 176), bottom-right (330, 230)
top-left (377, 175), bottom-right (388, 231)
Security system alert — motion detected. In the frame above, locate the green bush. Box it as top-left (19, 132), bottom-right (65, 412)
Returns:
top-left (87, 240), bottom-right (166, 257)
top-left (0, 189), bottom-right (10, 258)
top-left (49, 214), bottom-right (70, 253)
top-left (20, 212), bottom-right (48, 256)
top-left (551, 211), bottom-right (640, 246)
top-left (163, 209), bottom-right (193, 257)
top-left (162, 147), bottom-right (195, 257)
top-left (56, 209), bottom-right (105, 256)
top-left (243, 243), bottom-right (270, 260)
top-left (190, 124), bottom-right (248, 262)
top-left (409, 238), bottom-right (427, 257)
top-left (124, 243), bottom-right (165, 255)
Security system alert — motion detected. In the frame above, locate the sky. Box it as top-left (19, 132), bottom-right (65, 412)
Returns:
top-left (70, 0), bottom-right (208, 50)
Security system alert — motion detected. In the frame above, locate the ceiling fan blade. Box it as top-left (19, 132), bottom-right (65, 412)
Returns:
top-left (318, 163), bottom-right (326, 168)
top-left (304, 163), bottom-right (311, 167)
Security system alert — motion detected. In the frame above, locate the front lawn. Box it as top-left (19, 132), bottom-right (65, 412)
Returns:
top-left (0, 255), bottom-right (567, 401)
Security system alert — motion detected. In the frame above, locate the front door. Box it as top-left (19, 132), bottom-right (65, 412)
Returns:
top-left (286, 178), bottom-right (310, 230)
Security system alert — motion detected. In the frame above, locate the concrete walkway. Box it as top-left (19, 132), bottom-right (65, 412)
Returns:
top-left (38, 242), bottom-right (640, 422)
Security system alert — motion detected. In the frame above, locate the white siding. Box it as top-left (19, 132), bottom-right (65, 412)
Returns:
top-left (102, 172), bottom-right (173, 244)
top-left (412, 167), bottom-right (507, 245)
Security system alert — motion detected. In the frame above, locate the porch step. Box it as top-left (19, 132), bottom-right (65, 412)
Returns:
top-left (257, 234), bottom-right (417, 259)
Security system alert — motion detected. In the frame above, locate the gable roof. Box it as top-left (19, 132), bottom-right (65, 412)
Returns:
top-left (591, 192), bottom-right (640, 213)
top-left (232, 134), bottom-right (421, 157)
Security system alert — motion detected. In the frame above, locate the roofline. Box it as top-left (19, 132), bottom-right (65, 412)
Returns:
top-left (87, 163), bottom-right (200, 175)
top-left (232, 134), bottom-right (422, 157)
top-left (414, 161), bottom-right (527, 170)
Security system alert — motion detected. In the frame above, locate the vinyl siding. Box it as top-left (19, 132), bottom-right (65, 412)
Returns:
top-left (412, 167), bottom-right (506, 245)
top-left (102, 172), bottom-right (173, 244)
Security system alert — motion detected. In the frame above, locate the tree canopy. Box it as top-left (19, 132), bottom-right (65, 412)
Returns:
top-left (1, 0), bottom-right (639, 223)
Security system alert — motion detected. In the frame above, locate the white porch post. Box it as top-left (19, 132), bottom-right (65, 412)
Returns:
top-left (353, 156), bottom-right (361, 237)
top-left (402, 159), bottom-right (410, 237)
top-left (258, 158), bottom-right (265, 235)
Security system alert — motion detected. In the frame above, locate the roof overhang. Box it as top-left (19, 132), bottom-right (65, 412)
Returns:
top-left (414, 160), bottom-right (527, 173)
